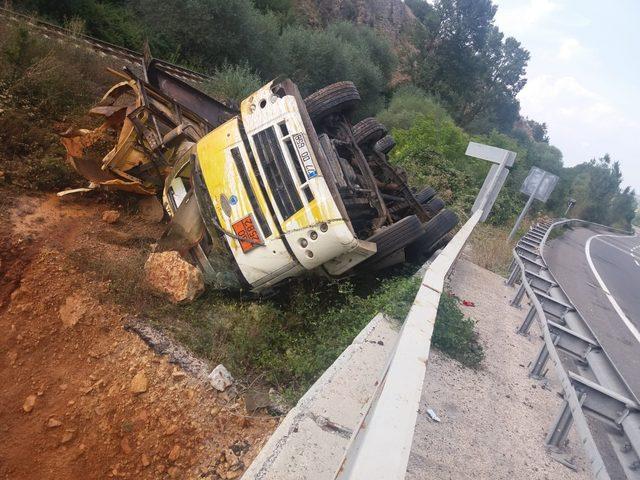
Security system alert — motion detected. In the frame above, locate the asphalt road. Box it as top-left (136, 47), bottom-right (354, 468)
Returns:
top-left (545, 226), bottom-right (640, 398)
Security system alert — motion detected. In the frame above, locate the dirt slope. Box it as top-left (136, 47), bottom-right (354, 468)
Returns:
top-left (0, 189), bottom-right (275, 479)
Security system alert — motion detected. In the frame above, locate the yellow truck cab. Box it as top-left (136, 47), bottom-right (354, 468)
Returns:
top-left (167, 79), bottom-right (381, 292)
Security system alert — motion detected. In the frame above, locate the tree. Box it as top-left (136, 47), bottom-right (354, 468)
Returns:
top-left (567, 155), bottom-right (636, 228)
top-left (407, 0), bottom-right (529, 133)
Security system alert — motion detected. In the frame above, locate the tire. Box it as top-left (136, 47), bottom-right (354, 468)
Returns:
top-left (406, 209), bottom-right (459, 262)
top-left (362, 215), bottom-right (424, 266)
top-left (352, 117), bottom-right (387, 147)
top-left (415, 186), bottom-right (436, 204)
top-left (374, 134), bottom-right (396, 154)
top-left (304, 82), bottom-right (360, 123)
top-left (424, 196), bottom-right (444, 215)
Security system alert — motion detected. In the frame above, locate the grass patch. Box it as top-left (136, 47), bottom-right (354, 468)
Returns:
top-left (433, 292), bottom-right (484, 368)
top-left (70, 228), bottom-right (486, 399)
top-left (149, 275), bottom-right (421, 401)
top-left (466, 223), bottom-right (514, 277)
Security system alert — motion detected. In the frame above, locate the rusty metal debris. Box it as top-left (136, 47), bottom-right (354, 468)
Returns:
top-left (60, 62), bottom-right (234, 196)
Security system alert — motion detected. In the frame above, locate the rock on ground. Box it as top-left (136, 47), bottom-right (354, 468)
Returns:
top-left (208, 364), bottom-right (234, 392)
top-left (58, 292), bottom-right (92, 328)
top-left (130, 371), bottom-right (149, 394)
top-left (102, 210), bottom-right (120, 224)
top-left (138, 196), bottom-right (165, 223)
top-left (144, 251), bottom-right (204, 303)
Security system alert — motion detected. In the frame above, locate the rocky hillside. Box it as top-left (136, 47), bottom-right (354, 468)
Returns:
top-left (296, 0), bottom-right (421, 57)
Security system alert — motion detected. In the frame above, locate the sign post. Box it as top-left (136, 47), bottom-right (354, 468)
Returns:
top-left (564, 197), bottom-right (576, 217)
top-left (508, 167), bottom-right (559, 241)
top-left (466, 142), bottom-right (516, 222)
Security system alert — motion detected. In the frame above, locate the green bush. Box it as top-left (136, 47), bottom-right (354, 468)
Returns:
top-left (433, 292), bottom-right (484, 367)
top-left (279, 22), bottom-right (394, 117)
top-left (387, 104), bottom-right (479, 214)
top-left (131, 0), bottom-right (281, 75)
top-left (16, 0), bottom-right (144, 49)
top-left (377, 85), bottom-right (450, 131)
top-left (201, 63), bottom-right (262, 104)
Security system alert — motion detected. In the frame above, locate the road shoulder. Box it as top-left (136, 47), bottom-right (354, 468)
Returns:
top-left (407, 259), bottom-right (591, 480)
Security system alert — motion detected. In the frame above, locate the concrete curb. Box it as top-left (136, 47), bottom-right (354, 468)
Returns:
top-left (241, 313), bottom-right (400, 480)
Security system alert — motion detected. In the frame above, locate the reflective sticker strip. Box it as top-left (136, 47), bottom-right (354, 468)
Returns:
top-left (292, 133), bottom-right (317, 178)
top-left (230, 147), bottom-right (271, 238)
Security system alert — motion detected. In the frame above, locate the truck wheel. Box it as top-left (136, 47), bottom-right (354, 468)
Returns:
top-left (304, 82), bottom-right (360, 124)
top-left (415, 186), bottom-right (436, 204)
top-left (406, 209), bottom-right (459, 262)
top-left (374, 134), bottom-right (396, 154)
top-left (352, 118), bottom-right (387, 147)
top-left (424, 197), bottom-right (445, 215)
top-left (362, 215), bottom-right (424, 267)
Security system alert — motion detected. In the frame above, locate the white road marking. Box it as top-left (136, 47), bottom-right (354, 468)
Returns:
top-left (586, 233), bottom-right (640, 344)
top-left (636, 259), bottom-right (640, 267)
top-left (594, 237), bottom-right (640, 261)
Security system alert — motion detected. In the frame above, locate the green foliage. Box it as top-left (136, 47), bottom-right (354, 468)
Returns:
top-left (568, 156), bottom-right (637, 229)
top-left (407, 0), bottom-right (529, 133)
top-left (381, 89), bottom-right (486, 214)
top-left (253, 0), bottom-right (297, 27)
top-left (130, 0), bottom-right (281, 75)
top-left (377, 85), bottom-right (450, 131)
top-left (279, 21), bottom-right (395, 116)
top-left (433, 292), bottom-right (484, 367)
top-left (16, 0), bottom-right (144, 48)
top-left (100, 254), bottom-right (422, 398)
top-left (391, 116), bottom-right (476, 214)
top-left (201, 63), bottom-right (262, 104)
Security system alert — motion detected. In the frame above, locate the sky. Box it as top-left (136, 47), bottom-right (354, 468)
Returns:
top-left (492, 0), bottom-right (640, 192)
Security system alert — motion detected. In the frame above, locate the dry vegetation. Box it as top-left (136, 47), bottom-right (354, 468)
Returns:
top-left (466, 224), bottom-right (516, 277)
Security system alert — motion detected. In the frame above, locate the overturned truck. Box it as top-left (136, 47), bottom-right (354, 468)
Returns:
top-left (62, 62), bottom-right (458, 293)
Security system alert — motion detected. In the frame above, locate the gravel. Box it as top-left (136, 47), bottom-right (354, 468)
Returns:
top-left (406, 259), bottom-right (592, 480)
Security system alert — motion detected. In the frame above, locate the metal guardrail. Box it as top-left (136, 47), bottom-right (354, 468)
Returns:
top-left (507, 219), bottom-right (640, 479)
top-left (334, 209), bottom-right (484, 479)
top-left (0, 6), bottom-right (210, 84)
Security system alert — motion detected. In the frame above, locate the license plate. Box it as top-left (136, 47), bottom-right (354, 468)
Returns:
top-left (232, 215), bottom-right (261, 253)
top-left (292, 133), bottom-right (317, 178)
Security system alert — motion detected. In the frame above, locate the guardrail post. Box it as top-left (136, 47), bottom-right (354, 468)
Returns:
top-left (517, 306), bottom-right (537, 335)
top-left (545, 398), bottom-right (574, 450)
top-left (529, 335), bottom-right (559, 379)
top-left (545, 393), bottom-right (585, 452)
top-left (510, 284), bottom-right (526, 308)
top-left (506, 264), bottom-right (520, 286)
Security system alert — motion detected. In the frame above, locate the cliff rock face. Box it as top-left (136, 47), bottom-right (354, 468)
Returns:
top-left (296, 0), bottom-right (419, 45)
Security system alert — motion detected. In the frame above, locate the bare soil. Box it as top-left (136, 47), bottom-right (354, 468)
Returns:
top-left (0, 188), bottom-right (276, 480)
